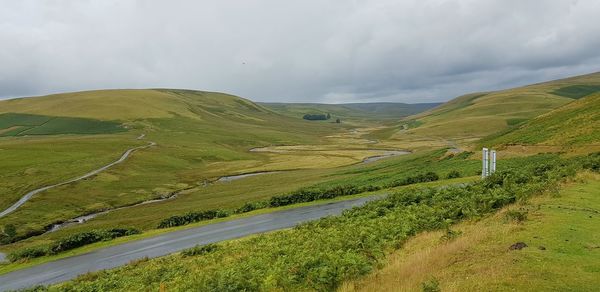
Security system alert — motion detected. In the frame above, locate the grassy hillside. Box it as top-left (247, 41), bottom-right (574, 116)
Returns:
top-left (0, 89), bottom-right (349, 239)
top-left (341, 172), bottom-right (600, 291)
top-left (482, 93), bottom-right (600, 147)
top-left (401, 72), bottom-right (600, 140)
top-left (260, 102), bottom-right (439, 122)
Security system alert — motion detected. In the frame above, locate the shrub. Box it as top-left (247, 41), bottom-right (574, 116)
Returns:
top-left (50, 228), bottom-right (140, 254)
top-left (8, 246), bottom-right (49, 262)
top-left (386, 172), bottom-right (440, 188)
top-left (446, 170), bottom-right (461, 179)
top-left (8, 228), bottom-right (140, 262)
top-left (235, 201), bottom-right (268, 214)
top-left (181, 244), bottom-right (218, 257)
top-left (422, 278), bottom-right (441, 292)
top-left (302, 114), bottom-right (328, 120)
top-left (505, 210), bottom-right (528, 223)
top-left (440, 228), bottom-right (463, 242)
top-left (157, 209), bottom-right (230, 228)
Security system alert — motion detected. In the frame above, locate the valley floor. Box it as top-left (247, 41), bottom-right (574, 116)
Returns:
top-left (341, 172), bottom-right (600, 291)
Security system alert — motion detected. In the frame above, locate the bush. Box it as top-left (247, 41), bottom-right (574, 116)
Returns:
top-left (505, 210), bottom-right (528, 223)
top-left (422, 278), bottom-right (441, 292)
top-left (446, 170), bottom-right (461, 179)
top-left (8, 228), bottom-right (140, 262)
top-left (158, 209), bottom-right (230, 228)
top-left (302, 114), bottom-right (328, 121)
top-left (50, 228), bottom-right (140, 254)
top-left (181, 244), bottom-right (218, 257)
top-left (235, 201), bottom-right (268, 214)
top-left (7, 246), bottom-right (49, 262)
top-left (386, 172), bottom-right (440, 188)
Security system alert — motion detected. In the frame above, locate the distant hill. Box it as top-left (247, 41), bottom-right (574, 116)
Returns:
top-left (260, 102), bottom-right (440, 121)
top-left (482, 93), bottom-right (600, 147)
top-left (404, 72), bottom-right (600, 139)
top-left (0, 89), bottom-right (274, 121)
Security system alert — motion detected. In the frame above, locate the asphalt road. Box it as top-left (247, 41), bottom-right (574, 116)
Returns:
top-left (0, 196), bottom-right (381, 291)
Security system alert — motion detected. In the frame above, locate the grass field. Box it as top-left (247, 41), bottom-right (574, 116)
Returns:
top-left (0, 113), bottom-right (125, 137)
top-left (340, 172), bottom-right (600, 291)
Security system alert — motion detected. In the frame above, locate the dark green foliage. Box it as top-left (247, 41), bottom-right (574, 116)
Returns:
top-left (580, 152), bottom-right (600, 172)
top-left (235, 201), bottom-right (268, 214)
top-left (50, 228), bottom-right (140, 254)
top-left (269, 185), bottom-right (367, 207)
top-left (0, 112), bottom-right (125, 137)
top-left (446, 170), bottom-right (461, 179)
top-left (386, 172), bottom-right (439, 188)
top-left (551, 85), bottom-right (600, 99)
top-left (181, 244), bottom-right (218, 257)
top-left (8, 228), bottom-right (140, 262)
top-left (506, 118), bottom-right (527, 126)
top-left (336, 118), bottom-right (341, 123)
top-left (422, 278), bottom-right (441, 292)
top-left (302, 114), bottom-right (328, 120)
top-left (7, 246), bottom-right (49, 262)
top-left (157, 209), bottom-right (230, 228)
top-left (3, 224), bottom-right (16, 238)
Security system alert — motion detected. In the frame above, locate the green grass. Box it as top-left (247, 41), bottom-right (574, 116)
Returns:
top-left (0, 113), bottom-right (126, 137)
top-left (551, 84), bottom-right (600, 99)
top-left (342, 173), bottom-right (600, 291)
top-left (399, 72), bottom-right (600, 140)
top-left (481, 93), bottom-right (600, 146)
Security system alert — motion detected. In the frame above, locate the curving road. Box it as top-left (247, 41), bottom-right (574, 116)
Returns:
top-left (0, 196), bottom-right (381, 291)
top-left (0, 141), bottom-right (155, 218)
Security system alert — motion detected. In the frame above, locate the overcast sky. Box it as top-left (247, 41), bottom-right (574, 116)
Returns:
top-left (1, 0), bottom-right (600, 103)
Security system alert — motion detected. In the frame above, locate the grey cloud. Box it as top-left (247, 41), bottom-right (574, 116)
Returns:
top-left (1, 0), bottom-right (599, 103)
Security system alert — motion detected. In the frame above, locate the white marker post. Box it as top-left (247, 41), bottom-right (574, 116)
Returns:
top-left (490, 150), bottom-right (497, 174)
top-left (482, 147), bottom-right (489, 178)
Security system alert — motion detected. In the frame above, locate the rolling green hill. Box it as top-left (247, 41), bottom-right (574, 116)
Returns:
top-left (260, 102), bottom-right (440, 121)
top-left (482, 93), bottom-right (600, 147)
top-left (402, 72), bottom-right (600, 140)
top-left (0, 89), bottom-right (343, 237)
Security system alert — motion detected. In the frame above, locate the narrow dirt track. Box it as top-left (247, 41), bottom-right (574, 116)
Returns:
top-left (0, 141), bottom-right (155, 218)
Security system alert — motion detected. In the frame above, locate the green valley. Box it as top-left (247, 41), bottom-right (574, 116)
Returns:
top-left (0, 72), bottom-right (599, 292)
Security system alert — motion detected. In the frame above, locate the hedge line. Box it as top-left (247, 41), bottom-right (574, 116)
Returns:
top-left (8, 228), bottom-right (140, 262)
top-left (156, 172), bottom-right (441, 229)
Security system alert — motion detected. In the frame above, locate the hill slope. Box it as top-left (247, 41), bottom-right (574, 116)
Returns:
top-left (404, 72), bottom-right (600, 140)
top-left (260, 102), bottom-right (440, 121)
top-left (482, 93), bottom-right (600, 147)
top-left (0, 89), bottom-right (340, 235)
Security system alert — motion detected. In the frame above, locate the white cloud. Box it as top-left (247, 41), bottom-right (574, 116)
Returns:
top-left (1, 0), bottom-right (599, 103)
